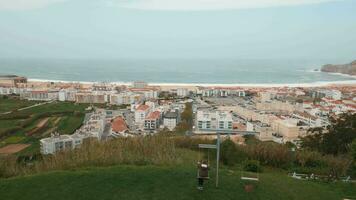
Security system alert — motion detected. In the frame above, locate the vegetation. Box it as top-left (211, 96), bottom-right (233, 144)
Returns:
top-left (0, 166), bottom-right (355, 200)
top-left (175, 102), bottom-right (193, 134)
top-left (0, 98), bottom-right (355, 199)
top-left (301, 112), bottom-right (356, 155)
top-left (0, 95), bottom-right (37, 113)
top-left (0, 99), bottom-right (88, 155)
top-left (0, 136), bottom-right (197, 178)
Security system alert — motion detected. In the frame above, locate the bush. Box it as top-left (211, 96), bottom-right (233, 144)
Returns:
top-left (295, 150), bottom-right (325, 168)
top-left (220, 139), bottom-right (247, 166)
top-left (243, 160), bottom-right (262, 173)
top-left (244, 142), bottom-right (292, 169)
top-left (0, 136), bottom-right (195, 178)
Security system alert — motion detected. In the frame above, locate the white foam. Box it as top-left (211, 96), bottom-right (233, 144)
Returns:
top-left (28, 78), bottom-right (356, 88)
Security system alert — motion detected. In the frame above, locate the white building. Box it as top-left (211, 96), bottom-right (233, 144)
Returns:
top-left (135, 104), bottom-right (151, 126)
top-left (58, 89), bottom-right (77, 102)
top-left (132, 81), bottom-right (148, 88)
top-left (324, 89), bottom-right (342, 100)
top-left (110, 92), bottom-right (144, 105)
top-left (40, 133), bottom-right (84, 155)
top-left (163, 111), bottom-right (179, 131)
top-left (0, 87), bottom-right (26, 95)
top-left (196, 110), bottom-right (233, 131)
top-left (21, 90), bottom-right (59, 101)
top-left (177, 88), bottom-right (189, 97)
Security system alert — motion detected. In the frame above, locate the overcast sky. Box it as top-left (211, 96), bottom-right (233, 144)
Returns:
top-left (0, 0), bottom-right (355, 61)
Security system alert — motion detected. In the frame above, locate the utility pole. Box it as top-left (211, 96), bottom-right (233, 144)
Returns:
top-left (216, 133), bottom-right (220, 188)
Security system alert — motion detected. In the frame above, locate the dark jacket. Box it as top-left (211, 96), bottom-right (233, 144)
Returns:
top-left (198, 163), bottom-right (209, 178)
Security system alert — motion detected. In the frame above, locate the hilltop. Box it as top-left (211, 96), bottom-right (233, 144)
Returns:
top-left (321, 60), bottom-right (356, 76)
top-left (0, 165), bottom-right (355, 200)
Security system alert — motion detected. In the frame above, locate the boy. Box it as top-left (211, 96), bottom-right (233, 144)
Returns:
top-left (197, 160), bottom-right (209, 190)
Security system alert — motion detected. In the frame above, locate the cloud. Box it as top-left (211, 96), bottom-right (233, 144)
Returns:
top-left (113, 0), bottom-right (344, 10)
top-left (0, 0), bottom-right (68, 10)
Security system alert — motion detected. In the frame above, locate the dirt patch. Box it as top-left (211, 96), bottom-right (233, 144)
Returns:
top-left (37, 118), bottom-right (49, 128)
top-left (27, 118), bottom-right (49, 136)
top-left (0, 144), bottom-right (31, 154)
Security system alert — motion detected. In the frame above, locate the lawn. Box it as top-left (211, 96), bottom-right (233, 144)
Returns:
top-left (0, 97), bottom-right (37, 113)
top-left (0, 165), bottom-right (355, 200)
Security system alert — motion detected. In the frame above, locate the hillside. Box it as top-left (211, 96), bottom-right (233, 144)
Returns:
top-left (321, 60), bottom-right (356, 76)
top-left (0, 165), bottom-right (355, 200)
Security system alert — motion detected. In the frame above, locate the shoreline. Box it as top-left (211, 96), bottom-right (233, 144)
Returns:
top-left (28, 78), bottom-right (356, 88)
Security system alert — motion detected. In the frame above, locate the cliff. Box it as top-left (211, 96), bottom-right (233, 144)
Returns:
top-left (321, 60), bottom-right (356, 76)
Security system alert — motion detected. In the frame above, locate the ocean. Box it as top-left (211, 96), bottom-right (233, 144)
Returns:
top-left (0, 58), bottom-right (355, 85)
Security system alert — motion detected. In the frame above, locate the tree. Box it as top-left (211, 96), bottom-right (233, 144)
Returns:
top-left (175, 103), bottom-right (193, 134)
top-left (301, 112), bottom-right (356, 155)
top-left (351, 139), bottom-right (356, 161)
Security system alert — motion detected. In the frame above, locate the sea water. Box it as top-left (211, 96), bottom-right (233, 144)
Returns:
top-left (0, 58), bottom-right (355, 85)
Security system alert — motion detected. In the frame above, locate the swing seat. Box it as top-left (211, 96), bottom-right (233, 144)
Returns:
top-left (241, 177), bottom-right (259, 181)
top-left (197, 176), bottom-right (210, 180)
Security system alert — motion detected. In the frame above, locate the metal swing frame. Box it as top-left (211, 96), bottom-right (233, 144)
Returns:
top-left (197, 134), bottom-right (221, 188)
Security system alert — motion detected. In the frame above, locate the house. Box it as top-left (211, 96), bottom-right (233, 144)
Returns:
top-left (111, 116), bottom-right (129, 136)
top-left (144, 111), bottom-right (161, 131)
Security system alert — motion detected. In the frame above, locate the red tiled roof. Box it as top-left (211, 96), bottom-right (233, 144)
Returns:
top-left (146, 111), bottom-right (160, 120)
top-left (136, 104), bottom-right (150, 111)
top-left (112, 117), bottom-right (128, 133)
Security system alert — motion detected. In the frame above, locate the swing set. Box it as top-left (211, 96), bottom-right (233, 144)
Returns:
top-left (197, 134), bottom-right (221, 187)
top-left (196, 132), bottom-right (260, 188)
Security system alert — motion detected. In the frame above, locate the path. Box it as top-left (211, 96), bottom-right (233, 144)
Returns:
top-left (0, 101), bottom-right (54, 116)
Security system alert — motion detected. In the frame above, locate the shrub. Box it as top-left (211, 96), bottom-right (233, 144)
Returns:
top-left (244, 142), bottom-right (292, 169)
top-left (243, 160), bottom-right (262, 173)
top-left (295, 150), bottom-right (325, 168)
top-left (220, 139), bottom-right (247, 166)
top-left (0, 136), bottom-right (196, 178)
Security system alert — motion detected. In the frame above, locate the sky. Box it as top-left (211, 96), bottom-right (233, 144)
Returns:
top-left (0, 0), bottom-right (355, 61)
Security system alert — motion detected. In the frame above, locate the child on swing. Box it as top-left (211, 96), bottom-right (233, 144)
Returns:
top-left (197, 160), bottom-right (209, 190)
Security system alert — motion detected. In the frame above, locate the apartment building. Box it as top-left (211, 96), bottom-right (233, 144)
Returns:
top-left (21, 90), bottom-right (59, 101)
top-left (135, 104), bottom-right (151, 126)
top-left (144, 111), bottom-right (161, 131)
top-left (40, 133), bottom-right (84, 155)
top-left (110, 92), bottom-right (144, 105)
top-left (75, 92), bottom-right (107, 104)
top-left (163, 111), bottom-right (179, 131)
top-left (271, 118), bottom-right (308, 143)
top-left (58, 89), bottom-right (77, 102)
top-left (196, 110), bottom-right (233, 131)
top-left (177, 88), bottom-right (189, 97)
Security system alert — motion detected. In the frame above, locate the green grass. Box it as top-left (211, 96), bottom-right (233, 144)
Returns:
top-left (0, 165), bottom-right (355, 200)
top-left (0, 100), bottom-right (88, 154)
top-left (0, 97), bottom-right (37, 113)
top-left (57, 114), bottom-right (85, 135)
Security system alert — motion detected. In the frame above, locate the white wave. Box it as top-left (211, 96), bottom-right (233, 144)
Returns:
top-left (28, 78), bottom-right (356, 88)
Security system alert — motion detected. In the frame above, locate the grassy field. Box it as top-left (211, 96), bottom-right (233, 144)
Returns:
top-left (0, 97), bottom-right (37, 113)
top-left (0, 98), bottom-right (87, 154)
top-left (0, 165), bottom-right (355, 200)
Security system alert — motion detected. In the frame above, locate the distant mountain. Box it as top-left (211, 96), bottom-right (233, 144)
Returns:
top-left (321, 60), bottom-right (356, 76)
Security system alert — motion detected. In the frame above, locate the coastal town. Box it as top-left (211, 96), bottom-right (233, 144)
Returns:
top-left (0, 74), bottom-right (355, 155)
